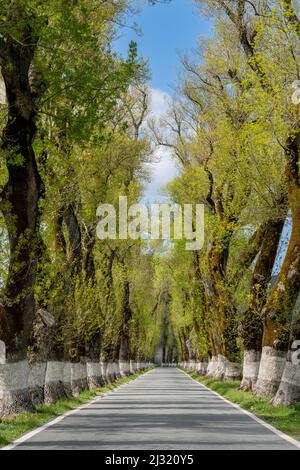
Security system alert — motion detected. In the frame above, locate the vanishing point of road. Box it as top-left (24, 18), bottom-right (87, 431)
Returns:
top-left (6, 368), bottom-right (300, 450)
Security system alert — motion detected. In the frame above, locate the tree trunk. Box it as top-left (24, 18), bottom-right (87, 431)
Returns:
top-left (64, 202), bottom-right (82, 274)
top-left (254, 118), bottom-right (300, 398)
top-left (54, 212), bottom-right (67, 255)
top-left (240, 217), bottom-right (285, 390)
top-left (178, 330), bottom-right (189, 362)
top-left (83, 228), bottom-right (96, 281)
top-left (192, 251), bottom-right (211, 355)
top-left (0, 18), bottom-right (41, 416)
top-left (99, 248), bottom-right (116, 382)
top-left (207, 229), bottom-right (241, 377)
top-left (0, 26), bottom-right (41, 360)
top-left (119, 276), bottom-right (131, 361)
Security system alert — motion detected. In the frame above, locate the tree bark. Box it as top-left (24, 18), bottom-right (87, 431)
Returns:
top-left (0, 14), bottom-right (43, 416)
top-left (54, 212), bottom-right (67, 256)
top-left (240, 217), bottom-right (284, 390)
top-left (212, 0), bottom-right (300, 397)
top-left (207, 229), bottom-right (238, 362)
top-left (118, 262), bottom-right (132, 364)
top-left (0, 22), bottom-right (41, 361)
top-left (83, 228), bottom-right (96, 281)
top-left (192, 250), bottom-right (211, 359)
top-left (254, 117), bottom-right (300, 398)
top-left (64, 202), bottom-right (82, 274)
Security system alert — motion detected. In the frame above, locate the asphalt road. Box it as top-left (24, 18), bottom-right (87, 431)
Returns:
top-left (9, 368), bottom-right (300, 450)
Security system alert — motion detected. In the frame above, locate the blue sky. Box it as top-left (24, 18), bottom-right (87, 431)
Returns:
top-left (0, 3), bottom-right (292, 279)
top-left (115, 0), bottom-right (211, 94)
top-left (113, 2), bottom-right (292, 273)
top-left (114, 0), bottom-right (212, 202)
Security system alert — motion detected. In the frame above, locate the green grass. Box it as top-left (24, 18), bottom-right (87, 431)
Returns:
top-left (0, 368), bottom-right (153, 448)
top-left (184, 370), bottom-right (300, 441)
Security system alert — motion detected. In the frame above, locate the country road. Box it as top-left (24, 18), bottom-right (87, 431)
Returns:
top-left (6, 368), bottom-right (300, 450)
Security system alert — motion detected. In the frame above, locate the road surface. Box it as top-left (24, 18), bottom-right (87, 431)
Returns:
top-left (7, 368), bottom-right (300, 450)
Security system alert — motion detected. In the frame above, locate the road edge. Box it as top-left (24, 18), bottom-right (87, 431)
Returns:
top-left (180, 368), bottom-right (300, 450)
top-left (1, 368), bottom-right (153, 451)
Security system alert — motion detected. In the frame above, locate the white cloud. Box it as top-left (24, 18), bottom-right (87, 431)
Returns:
top-left (143, 88), bottom-right (178, 203)
top-left (149, 88), bottom-right (170, 118)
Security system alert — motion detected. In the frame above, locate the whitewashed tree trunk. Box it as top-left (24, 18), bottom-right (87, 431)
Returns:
top-left (28, 362), bottom-right (47, 406)
top-left (129, 359), bottom-right (135, 374)
top-left (113, 361), bottom-right (120, 379)
top-left (0, 360), bottom-right (34, 417)
top-left (44, 361), bottom-right (66, 404)
top-left (63, 362), bottom-right (72, 397)
top-left (86, 362), bottom-right (102, 389)
top-left (105, 361), bottom-right (114, 383)
top-left (206, 355), bottom-right (226, 379)
top-left (70, 359), bottom-right (87, 396)
top-left (198, 360), bottom-right (208, 376)
top-left (224, 361), bottom-right (242, 381)
top-left (253, 347), bottom-right (286, 397)
top-left (100, 360), bottom-right (108, 384)
top-left (273, 352), bottom-right (300, 405)
top-left (119, 360), bottom-right (130, 377)
top-left (241, 350), bottom-right (261, 391)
